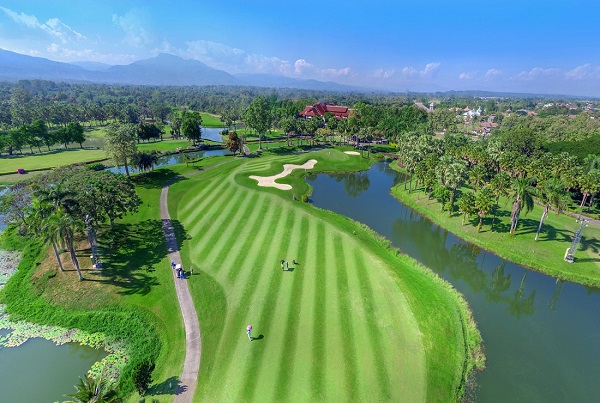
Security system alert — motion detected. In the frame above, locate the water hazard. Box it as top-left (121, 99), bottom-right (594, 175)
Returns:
top-left (307, 162), bottom-right (600, 402)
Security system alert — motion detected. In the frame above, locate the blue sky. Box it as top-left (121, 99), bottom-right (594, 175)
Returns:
top-left (1, 0), bottom-right (599, 96)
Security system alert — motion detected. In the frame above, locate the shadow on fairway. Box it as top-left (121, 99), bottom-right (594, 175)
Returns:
top-left (252, 334), bottom-right (264, 341)
top-left (132, 168), bottom-right (190, 189)
top-left (145, 375), bottom-right (186, 397)
top-left (285, 267), bottom-right (295, 272)
top-left (89, 219), bottom-right (189, 295)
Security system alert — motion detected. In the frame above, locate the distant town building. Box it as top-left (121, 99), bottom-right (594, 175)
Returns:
top-left (300, 102), bottom-right (351, 120)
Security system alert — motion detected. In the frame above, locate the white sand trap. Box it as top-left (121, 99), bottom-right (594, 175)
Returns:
top-left (344, 151), bottom-right (360, 155)
top-left (249, 159), bottom-right (317, 190)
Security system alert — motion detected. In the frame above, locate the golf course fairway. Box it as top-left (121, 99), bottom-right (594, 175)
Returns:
top-left (167, 149), bottom-right (482, 401)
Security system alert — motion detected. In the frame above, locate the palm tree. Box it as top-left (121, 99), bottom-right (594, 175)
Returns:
top-left (444, 161), bottom-right (468, 215)
top-left (29, 198), bottom-right (65, 272)
top-left (457, 191), bottom-right (476, 225)
top-left (468, 164), bottom-right (487, 193)
top-left (475, 186), bottom-right (495, 232)
top-left (65, 373), bottom-right (121, 402)
top-left (535, 177), bottom-right (569, 241)
top-left (508, 177), bottom-right (535, 235)
top-left (56, 209), bottom-right (85, 281)
top-left (489, 171), bottom-right (511, 229)
top-left (578, 169), bottom-right (600, 214)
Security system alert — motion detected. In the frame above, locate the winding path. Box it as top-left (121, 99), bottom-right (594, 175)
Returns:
top-left (160, 176), bottom-right (201, 403)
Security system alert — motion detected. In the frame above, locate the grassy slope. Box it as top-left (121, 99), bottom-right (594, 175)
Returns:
top-left (391, 163), bottom-right (600, 288)
top-left (168, 150), bottom-right (479, 401)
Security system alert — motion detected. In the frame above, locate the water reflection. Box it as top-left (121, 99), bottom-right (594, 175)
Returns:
top-left (108, 148), bottom-right (230, 174)
top-left (307, 162), bottom-right (600, 402)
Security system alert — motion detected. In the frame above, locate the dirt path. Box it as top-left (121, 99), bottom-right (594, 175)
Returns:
top-left (160, 179), bottom-right (201, 402)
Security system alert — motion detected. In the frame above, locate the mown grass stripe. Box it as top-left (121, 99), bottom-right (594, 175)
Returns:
top-left (202, 206), bottom-right (286, 396)
top-left (179, 174), bottom-right (228, 218)
top-left (187, 182), bottom-right (231, 231)
top-left (239, 209), bottom-right (297, 400)
top-left (332, 234), bottom-right (359, 401)
top-left (286, 215), bottom-right (320, 399)
top-left (183, 181), bottom-right (237, 236)
top-left (272, 214), bottom-right (310, 401)
top-left (353, 248), bottom-right (392, 399)
top-left (219, 195), bottom-right (275, 285)
top-left (189, 191), bottom-right (257, 265)
top-left (311, 221), bottom-right (327, 400)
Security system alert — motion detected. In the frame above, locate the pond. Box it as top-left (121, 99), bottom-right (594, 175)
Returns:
top-left (202, 127), bottom-right (225, 143)
top-left (0, 337), bottom-right (106, 403)
top-left (0, 196), bottom-right (107, 402)
top-left (306, 162), bottom-right (600, 402)
top-left (108, 147), bottom-right (230, 174)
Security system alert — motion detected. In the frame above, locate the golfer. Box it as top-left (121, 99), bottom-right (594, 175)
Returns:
top-left (247, 325), bottom-right (253, 341)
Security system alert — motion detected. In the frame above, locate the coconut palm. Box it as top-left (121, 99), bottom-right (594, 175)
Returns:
top-left (457, 191), bottom-right (476, 225)
top-left (29, 197), bottom-right (65, 272)
top-left (489, 171), bottom-right (511, 229)
top-left (475, 186), bottom-right (495, 232)
top-left (65, 373), bottom-right (121, 403)
top-left (534, 177), bottom-right (569, 241)
top-left (508, 177), bottom-right (535, 235)
top-left (55, 208), bottom-right (85, 281)
top-left (468, 164), bottom-right (487, 193)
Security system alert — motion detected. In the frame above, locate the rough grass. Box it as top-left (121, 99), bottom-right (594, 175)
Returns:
top-left (391, 164), bottom-right (600, 288)
top-left (168, 149), bottom-right (480, 401)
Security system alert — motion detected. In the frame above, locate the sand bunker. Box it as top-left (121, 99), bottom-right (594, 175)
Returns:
top-left (250, 159), bottom-right (317, 190)
top-left (344, 151), bottom-right (360, 155)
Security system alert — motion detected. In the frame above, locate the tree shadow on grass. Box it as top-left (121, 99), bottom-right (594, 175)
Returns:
top-left (131, 168), bottom-right (189, 190)
top-left (145, 376), bottom-right (185, 397)
top-left (89, 219), bottom-right (188, 295)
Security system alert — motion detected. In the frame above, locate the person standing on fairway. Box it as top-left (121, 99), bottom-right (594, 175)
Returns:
top-left (247, 325), bottom-right (253, 341)
top-left (280, 259), bottom-right (285, 271)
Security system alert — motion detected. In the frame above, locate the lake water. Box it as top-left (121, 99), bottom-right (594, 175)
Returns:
top-left (307, 162), bottom-right (600, 402)
top-left (0, 185), bottom-right (106, 402)
top-left (109, 147), bottom-right (230, 174)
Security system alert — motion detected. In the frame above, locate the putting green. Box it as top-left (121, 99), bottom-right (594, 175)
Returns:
top-left (169, 153), bottom-right (466, 401)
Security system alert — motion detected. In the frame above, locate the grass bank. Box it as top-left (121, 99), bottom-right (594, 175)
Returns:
top-left (168, 149), bottom-right (483, 401)
top-left (390, 163), bottom-right (600, 288)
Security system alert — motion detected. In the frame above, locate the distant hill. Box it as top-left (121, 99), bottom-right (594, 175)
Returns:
top-left (69, 61), bottom-right (112, 71)
top-left (102, 53), bottom-right (239, 86)
top-left (0, 48), bottom-right (93, 82)
top-left (235, 73), bottom-right (371, 92)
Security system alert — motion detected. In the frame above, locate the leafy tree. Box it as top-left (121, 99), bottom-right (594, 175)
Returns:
top-left (133, 361), bottom-right (155, 396)
top-left (104, 123), bottom-right (138, 176)
top-left (55, 208), bottom-right (84, 280)
top-left (180, 111), bottom-right (202, 143)
top-left (225, 131), bottom-right (242, 155)
top-left (68, 122), bottom-right (86, 148)
top-left (244, 96), bottom-right (272, 150)
top-left (132, 151), bottom-right (158, 172)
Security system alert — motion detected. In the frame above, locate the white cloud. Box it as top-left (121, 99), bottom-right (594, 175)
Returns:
top-left (459, 71), bottom-right (477, 80)
top-left (484, 68), bottom-right (503, 81)
top-left (420, 62), bottom-right (440, 78)
top-left (321, 67), bottom-right (351, 77)
top-left (46, 42), bottom-right (135, 64)
top-left (402, 66), bottom-right (417, 78)
top-left (112, 8), bottom-right (151, 47)
top-left (375, 68), bottom-right (395, 79)
top-left (565, 63), bottom-right (600, 80)
top-left (513, 67), bottom-right (560, 80)
top-left (294, 59), bottom-right (313, 75)
top-left (0, 6), bottom-right (86, 44)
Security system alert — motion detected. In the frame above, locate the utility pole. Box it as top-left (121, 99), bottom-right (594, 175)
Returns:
top-left (564, 218), bottom-right (589, 263)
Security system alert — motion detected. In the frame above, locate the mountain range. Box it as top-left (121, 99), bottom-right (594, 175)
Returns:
top-left (0, 48), bottom-right (365, 92)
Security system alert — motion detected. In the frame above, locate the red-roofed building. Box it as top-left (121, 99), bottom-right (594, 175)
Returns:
top-left (300, 102), bottom-right (351, 120)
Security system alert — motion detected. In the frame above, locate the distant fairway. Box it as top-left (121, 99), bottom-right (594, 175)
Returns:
top-left (168, 150), bottom-right (475, 401)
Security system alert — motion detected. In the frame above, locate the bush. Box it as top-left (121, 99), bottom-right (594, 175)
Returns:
top-left (87, 162), bottom-right (106, 171)
top-left (301, 194), bottom-right (309, 202)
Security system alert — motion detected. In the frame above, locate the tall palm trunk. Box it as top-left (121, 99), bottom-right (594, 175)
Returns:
top-left (535, 205), bottom-right (550, 241)
top-left (65, 232), bottom-right (83, 281)
top-left (510, 199), bottom-right (521, 235)
top-left (51, 242), bottom-right (65, 272)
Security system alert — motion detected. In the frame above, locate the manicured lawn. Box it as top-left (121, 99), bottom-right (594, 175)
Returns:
top-left (200, 112), bottom-right (224, 127)
top-left (168, 149), bottom-right (480, 401)
top-left (137, 139), bottom-right (193, 152)
top-left (391, 163), bottom-right (600, 287)
top-left (0, 148), bottom-right (108, 175)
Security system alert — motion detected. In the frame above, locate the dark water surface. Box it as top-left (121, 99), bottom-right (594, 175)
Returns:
top-left (307, 162), bottom-right (600, 402)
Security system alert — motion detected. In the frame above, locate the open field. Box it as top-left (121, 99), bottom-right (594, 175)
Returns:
top-left (199, 112), bottom-right (224, 127)
top-left (0, 148), bottom-right (107, 175)
top-left (168, 149), bottom-right (480, 401)
top-left (390, 163), bottom-right (600, 287)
